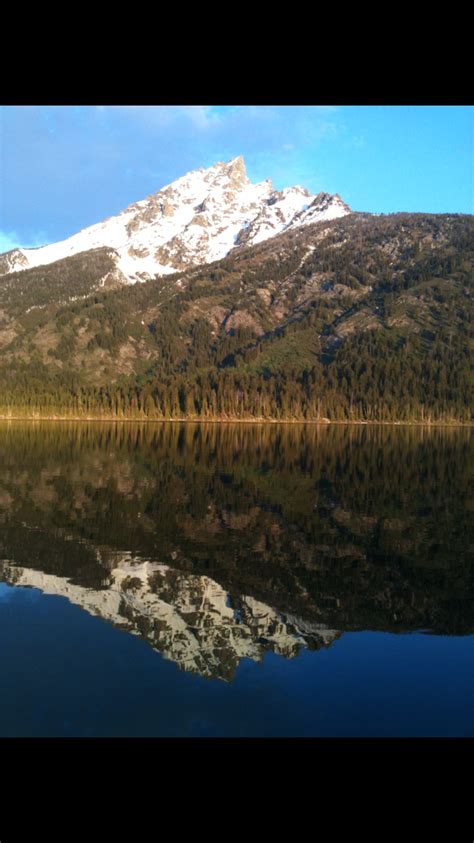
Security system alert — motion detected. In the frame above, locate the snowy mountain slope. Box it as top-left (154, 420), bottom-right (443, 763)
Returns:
top-left (0, 156), bottom-right (351, 283)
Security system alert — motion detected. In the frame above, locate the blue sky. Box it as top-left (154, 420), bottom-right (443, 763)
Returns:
top-left (0, 105), bottom-right (472, 252)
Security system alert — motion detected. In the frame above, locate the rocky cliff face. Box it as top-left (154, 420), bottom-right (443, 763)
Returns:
top-left (0, 156), bottom-right (350, 283)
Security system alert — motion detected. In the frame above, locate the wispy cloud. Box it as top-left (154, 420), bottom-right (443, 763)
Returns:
top-left (0, 231), bottom-right (20, 253)
top-left (0, 229), bottom-right (48, 253)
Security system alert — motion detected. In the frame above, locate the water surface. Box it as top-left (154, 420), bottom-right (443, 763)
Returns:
top-left (0, 422), bottom-right (472, 736)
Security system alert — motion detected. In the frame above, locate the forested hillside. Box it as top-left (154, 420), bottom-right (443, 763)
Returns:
top-left (0, 212), bottom-right (472, 422)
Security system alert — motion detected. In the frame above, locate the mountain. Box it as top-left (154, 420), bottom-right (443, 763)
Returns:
top-left (0, 155), bottom-right (471, 422)
top-left (0, 208), bottom-right (471, 422)
top-left (0, 156), bottom-right (350, 282)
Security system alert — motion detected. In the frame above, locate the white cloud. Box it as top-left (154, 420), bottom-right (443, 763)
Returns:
top-left (110, 105), bottom-right (221, 131)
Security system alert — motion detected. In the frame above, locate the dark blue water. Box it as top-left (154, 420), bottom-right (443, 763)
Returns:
top-left (0, 422), bottom-right (472, 736)
top-left (0, 584), bottom-right (472, 737)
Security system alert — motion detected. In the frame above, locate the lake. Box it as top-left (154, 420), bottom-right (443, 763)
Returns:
top-left (0, 421), bottom-right (472, 736)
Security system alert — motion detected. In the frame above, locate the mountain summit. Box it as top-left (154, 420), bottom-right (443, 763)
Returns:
top-left (0, 157), bottom-right (351, 282)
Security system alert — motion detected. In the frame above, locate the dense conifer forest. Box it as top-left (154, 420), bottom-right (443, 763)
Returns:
top-left (0, 213), bottom-right (472, 422)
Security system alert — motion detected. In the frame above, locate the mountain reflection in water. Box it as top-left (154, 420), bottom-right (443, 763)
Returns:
top-left (0, 421), bottom-right (472, 682)
top-left (1, 560), bottom-right (338, 681)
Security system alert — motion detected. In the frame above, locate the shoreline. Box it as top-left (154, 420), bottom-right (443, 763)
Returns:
top-left (0, 416), bottom-right (471, 428)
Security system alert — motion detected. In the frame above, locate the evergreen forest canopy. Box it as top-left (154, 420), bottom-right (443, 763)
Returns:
top-left (0, 212), bottom-right (472, 422)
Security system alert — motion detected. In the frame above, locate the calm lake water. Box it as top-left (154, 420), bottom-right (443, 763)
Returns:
top-left (0, 422), bottom-right (472, 737)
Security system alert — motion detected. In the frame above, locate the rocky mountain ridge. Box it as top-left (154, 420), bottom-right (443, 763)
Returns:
top-left (0, 156), bottom-right (350, 283)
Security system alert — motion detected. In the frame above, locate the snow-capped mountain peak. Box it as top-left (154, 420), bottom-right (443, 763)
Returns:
top-left (0, 156), bottom-right (351, 283)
